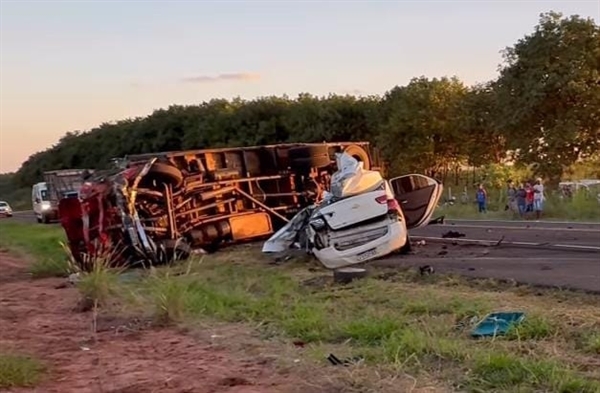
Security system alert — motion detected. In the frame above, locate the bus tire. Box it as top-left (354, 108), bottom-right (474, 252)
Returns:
top-left (145, 162), bottom-right (184, 189)
top-left (343, 144), bottom-right (371, 170)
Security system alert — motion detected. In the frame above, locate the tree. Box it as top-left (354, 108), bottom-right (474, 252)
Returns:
top-left (459, 83), bottom-right (506, 167)
top-left (494, 11), bottom-right (600, 183)
top-left (377, 76), bottom-right (469, 178)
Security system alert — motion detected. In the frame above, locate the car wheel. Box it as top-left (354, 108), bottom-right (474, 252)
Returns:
top-left (37, 217), bottom-right (42, 224)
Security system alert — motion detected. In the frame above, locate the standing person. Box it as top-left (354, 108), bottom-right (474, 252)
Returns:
top-left (476, 184), bottom-right (488, 214)
top-left (533, 177), bottom-right (545, 220)
top-left (525, 182), bottom-right (534, 219)
top-left (507, 180), bottom-right (518, 216)
top-left (516, 183), bottom-right (527, 218)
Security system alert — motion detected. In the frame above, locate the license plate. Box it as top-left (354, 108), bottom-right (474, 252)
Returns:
top-left (356, 248), bottom-right (378, 262)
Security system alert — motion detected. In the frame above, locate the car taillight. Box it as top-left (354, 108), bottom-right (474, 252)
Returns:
top-left (375, 195), bottom-right (401, 214)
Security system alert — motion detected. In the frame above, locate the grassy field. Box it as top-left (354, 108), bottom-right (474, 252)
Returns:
top-left (1, 220), bottom-right (600, 392)
top-left (0, 221), bottom-right (69, 277)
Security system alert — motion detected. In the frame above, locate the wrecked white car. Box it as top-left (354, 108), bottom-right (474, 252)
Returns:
top-left (263, 153), bottom-right (443, 269)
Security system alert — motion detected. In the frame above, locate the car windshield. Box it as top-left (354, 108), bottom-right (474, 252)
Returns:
top-left (0, 202), bottom-right (7, 207)
top-left (40, 189), bottom-right (49, 201)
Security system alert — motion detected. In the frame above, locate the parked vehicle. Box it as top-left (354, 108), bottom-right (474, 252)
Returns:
top-left (263, 154), bottom-right (443, 268)
top-left (32, 182), bottom-right (52, 223)
top-left (58, 142), bottom-right (381, 268)
top-left (32, 170), bottom-right (92, 224)
top-left (559, 180), bottom-right (600, 204)
top-left (0, 201), bottom-right (13, 217)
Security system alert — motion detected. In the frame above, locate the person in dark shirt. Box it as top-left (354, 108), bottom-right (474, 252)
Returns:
top-left (507, 180), bottom-right (518, 215)
top-left (516, 183), bottom-right (527, 218)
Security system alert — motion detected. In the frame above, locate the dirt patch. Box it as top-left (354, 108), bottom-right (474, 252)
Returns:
top-left (0, 252), bottom-right (303, 393)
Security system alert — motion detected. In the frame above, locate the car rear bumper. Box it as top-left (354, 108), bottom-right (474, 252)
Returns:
top-left (312, 219), bottom-right (407, 269)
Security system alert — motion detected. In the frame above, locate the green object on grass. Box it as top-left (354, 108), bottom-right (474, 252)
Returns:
top-left (471, 312), bottom-right (526, 338)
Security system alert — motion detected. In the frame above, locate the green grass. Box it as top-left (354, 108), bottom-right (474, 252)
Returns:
top-left (0, 221), bottom-right (70, 277)
top-left (126, 251), bottom-right (600, 392)
top-left (3, 221), bottom-right (600, 391)
top-left (0, 354), bottom-right (44, 389)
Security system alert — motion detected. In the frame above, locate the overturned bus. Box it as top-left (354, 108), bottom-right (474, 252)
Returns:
top-left (59, 142), bottom-right (382, 268)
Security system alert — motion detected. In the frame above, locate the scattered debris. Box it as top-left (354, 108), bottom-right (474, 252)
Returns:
top-left (471, 311), bottom-right (525, 338)
top-left (327, 353), bottom-right (364, 366)
top-left (68, 272), bottom-right (81, 284)
top-left (415, 240), bottom-right (427, 247)
top-left (219, 376), bottom-right (251, 387)
top-left (442, 230), bottom-right (466, 239)
top-left (419, 265), bottom-right (435, 275)
top-left (455, 315), bottom-right (479, 331)
top-left (292, 340), bottom-right (306, 348)
top-left (333, 267), bottom-right (369, 284)
top-left (429, 215), bottom-right (446, 225)
top-left (438, 250), bottom-right (448, 256)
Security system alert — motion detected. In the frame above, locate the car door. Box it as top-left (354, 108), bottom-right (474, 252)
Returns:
top-left (388, 174), bottom-right (443, 229)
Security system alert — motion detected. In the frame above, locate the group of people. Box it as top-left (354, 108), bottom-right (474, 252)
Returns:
top-left (474, 179), bottom-right (545, 219)
top-left (507, 179), bottom-right (545, 219)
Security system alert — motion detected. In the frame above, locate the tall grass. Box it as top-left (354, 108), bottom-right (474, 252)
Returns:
top-left (0, 221), bottom-right (70, 277)
top-left (124, 252), bottom-right (600, 391)
top-left (0, 354), bottom-right (44, 389)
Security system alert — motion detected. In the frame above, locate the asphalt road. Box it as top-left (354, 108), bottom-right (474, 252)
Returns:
top-left (411, 220), bottom-right (600, 248)
top-left (5, 211), bottom-right (600, 293)
top-left (8, 210), bottom-right (51, 224)
top-left (386, 219), bottom-right (600, 293)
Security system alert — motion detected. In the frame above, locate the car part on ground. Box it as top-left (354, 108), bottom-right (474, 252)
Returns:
top-left (333, 267), bottom-right (369, 284)
top-left (262, 153), bottom-right (443, 269)
top-left (58, 142), bottom-right (380, 269)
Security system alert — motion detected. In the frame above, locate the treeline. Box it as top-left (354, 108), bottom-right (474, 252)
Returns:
top-left (9, 12), bottom-right (600, 189)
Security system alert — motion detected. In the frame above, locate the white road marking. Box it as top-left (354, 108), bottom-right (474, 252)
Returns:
top-left (446, 218), bottom-right (600, 226)
top-left (413, 236), bottom-right (600, 253)
top-left (430, 223), bottom-right (600, 233)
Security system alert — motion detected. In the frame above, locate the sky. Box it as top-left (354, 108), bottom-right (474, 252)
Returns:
top-left (1, 0), bottom-right (599, 173)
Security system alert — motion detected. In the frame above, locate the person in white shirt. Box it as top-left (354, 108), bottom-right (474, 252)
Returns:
top-left (533, 178), bottom-right (545, 220)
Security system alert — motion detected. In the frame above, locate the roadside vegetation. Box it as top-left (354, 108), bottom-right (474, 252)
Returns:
top-left (0, 221), bottom-right (70, 277)
top-left (0, 354), bottom-right (45, 389)
top-left (437, 191), bottom-right (600, 221)
top-left (2, 220), bottom-right (600, 392)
